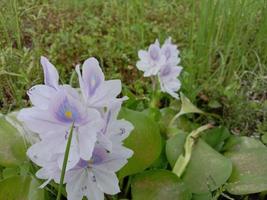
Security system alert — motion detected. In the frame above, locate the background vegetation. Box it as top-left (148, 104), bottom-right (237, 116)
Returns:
top-left (0, 0), bottom-right (266, 137)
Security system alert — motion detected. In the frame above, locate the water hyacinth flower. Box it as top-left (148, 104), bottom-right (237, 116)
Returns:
top-left (159, 63), bottom-right (183, 99)
top-left (18, 57), bottom-right (103, 168)
top-left (136, 40), bottom-right (166, 77)
top-left (28, 142), bottom-right (133, 200)
top-left (136, 37), bottom-right (183, 99)
top-left (26, 119), bottom-right (102, 170)
top-left (76, 57), bottom-right (123, 108)
top-left (19, 56), bottom-right (134, 200)
top-left (65, 144), bottom-right (133, 200)
top-left (161, 37), bottom-right (180, 66)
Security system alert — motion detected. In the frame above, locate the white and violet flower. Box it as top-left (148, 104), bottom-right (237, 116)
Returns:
top-left (19, 56), bottom-right (134, 200)
top-left (136, 40), bottom-right (166, 77)
top-left (158, 63), bottom-right (182, 99)
top-left (161, 37), bottom-right (180, 66)
top-left (28, 142), bottom-right (132, 200)
top-left (18, 57), bottom-right (103, 168)
top-left (65, 144), bottom-right (133, 200)
top-left (136, 37), bottom-right (183, 99)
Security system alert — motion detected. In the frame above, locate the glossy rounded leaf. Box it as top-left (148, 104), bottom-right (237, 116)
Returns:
top-left (225, 140), bottom-right (267, 195)
top-left (0, 114), bottom-right (27, 167)
top-left (132, 170), bottom-right (192, 200)
top-left (166, 132), bottom-right (187, 168)
top-left (201, 126), bottom-right (230, 152)
top-left (182, 139), bottom-right (232, 193)
top-left (159, 108), bottom-right (176, 134)
top-left (118, 108), bottom-right (162, 178)
top-left (192, 193), bottom-right (212, 200)
top-left (0, 175), bottom-right (45, 200)
top-left (142, 108), bottom-right (161, 122)
top-left (224, 136), bottom-right (265, 152)
top-left (150, 138), bottom-right (168, 169)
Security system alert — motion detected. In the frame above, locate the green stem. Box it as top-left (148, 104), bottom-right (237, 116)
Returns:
top-left (69, 69), bottom-right (77, 86)
top-left (150, 76), bottom-right (159, 108)
top-left (124, 176), bottom-right (132, 197)
top-left (56, 122), bottom-right (75, 200)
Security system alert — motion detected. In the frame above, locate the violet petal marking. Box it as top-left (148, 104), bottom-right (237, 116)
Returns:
top-left (149, 45), bottom-right (160, 61)
top-left (55, 97), bottom-right (81, 123)
top-left (88, 74), bottom-right (101, 96)
top-left (77, 159), bottom-right (89, 168)
top-left (160, 65), bottom-right (171, 77)
top-left (91, 147), bottom-right (107, 165)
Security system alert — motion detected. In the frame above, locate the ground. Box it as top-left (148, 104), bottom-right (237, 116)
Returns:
top-left (0, 0), bottom-right (266, 137)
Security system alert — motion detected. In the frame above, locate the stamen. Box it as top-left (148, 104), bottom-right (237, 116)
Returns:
top-left (65, 111), bottom-right (73, 119)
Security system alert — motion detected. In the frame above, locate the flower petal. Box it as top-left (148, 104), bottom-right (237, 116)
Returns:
top-left (17, 107), bottom-right (65, 135)
top-left (88, 80), bottom-right (122, 107)
top-left (78, 124), bottom-right (98, 160)
top-left (81, 57), bottom-right (104, 99)
top-left (95, 145), bottom-right (133, 172)
top-left (40, 56), bottom-right (59, 89)
top-left (108, 119), bottom-right (134, 143)
top-left (86, 171), bottom-right (105, 200)
top-left (65, 169), bottom-right (85, 200)
top-left (57, 135), bottom-right (80, 170)
top-left (27, 85), bottom-right (57, 109)
top-left (93, 169), bottom-right (120, 195)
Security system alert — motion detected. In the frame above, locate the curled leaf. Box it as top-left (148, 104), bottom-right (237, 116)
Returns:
top-left (172, 124), bottom-right (213, 177)
top-left (169, 93), bottom-right (204, 127)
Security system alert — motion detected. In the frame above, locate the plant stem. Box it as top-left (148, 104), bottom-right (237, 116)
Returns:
top-left (150, 76), bottom-right (159, 108)
top-left (56, 122), bottom-right (75, 200)
top-left (124, 176), bottom-right (132, 197)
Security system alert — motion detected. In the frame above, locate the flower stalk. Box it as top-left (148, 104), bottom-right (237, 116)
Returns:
top-left (56, 122), bottom-right (75, 200)
top-left (150, 76), bottom-right (160, 108)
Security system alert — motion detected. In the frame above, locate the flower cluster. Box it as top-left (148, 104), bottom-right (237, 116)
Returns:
top-left (18, 57), bottom-right (133, 200)
top-left (136, 37), bottom-right (182, 99)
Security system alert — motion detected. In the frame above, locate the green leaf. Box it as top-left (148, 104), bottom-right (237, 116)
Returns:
top-left (166, 131), bottom-right (187, 168)
top-left (224, 136), bottom-right (265, 152)
top-left (207, 100), bottom-right (222, 109)
top-left (178, 93), bottom-right (204, 116)
top-left (150, 138), bottom-right (168, 169)
top-left (142, 108), bottom-right (161, 122)
top-left (159, 108), bottom-right (176, 134)
top-left (0, 114), bottom-right (27, 167)
top-left (169, 93), bottom-right (204, 127)
top-left (192, 193), bottom-right (212, 200)
top-left (160, 108), bottom-right (176, 125)
top-left (225, 137), bottom-right (267, 195)
top-left (173, 124), bottom-right (213, 177)
top-left (182, 139), bottom-right (232, 193)
top-left (0, 175), bottom-right (45, 200)
top-left (131, 170), bottom-right (192, 200)
top-left (261, 134), bottom-right (267, 144)
top-left (201, 126), bottom-right (231, 152)
top-left (118, 108), bottom-right (162, 178)
top-left (2, 167), bottom-right (20, 179)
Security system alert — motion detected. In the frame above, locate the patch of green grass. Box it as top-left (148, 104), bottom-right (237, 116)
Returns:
top-left (0, 0), bottom-right (266, 135)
